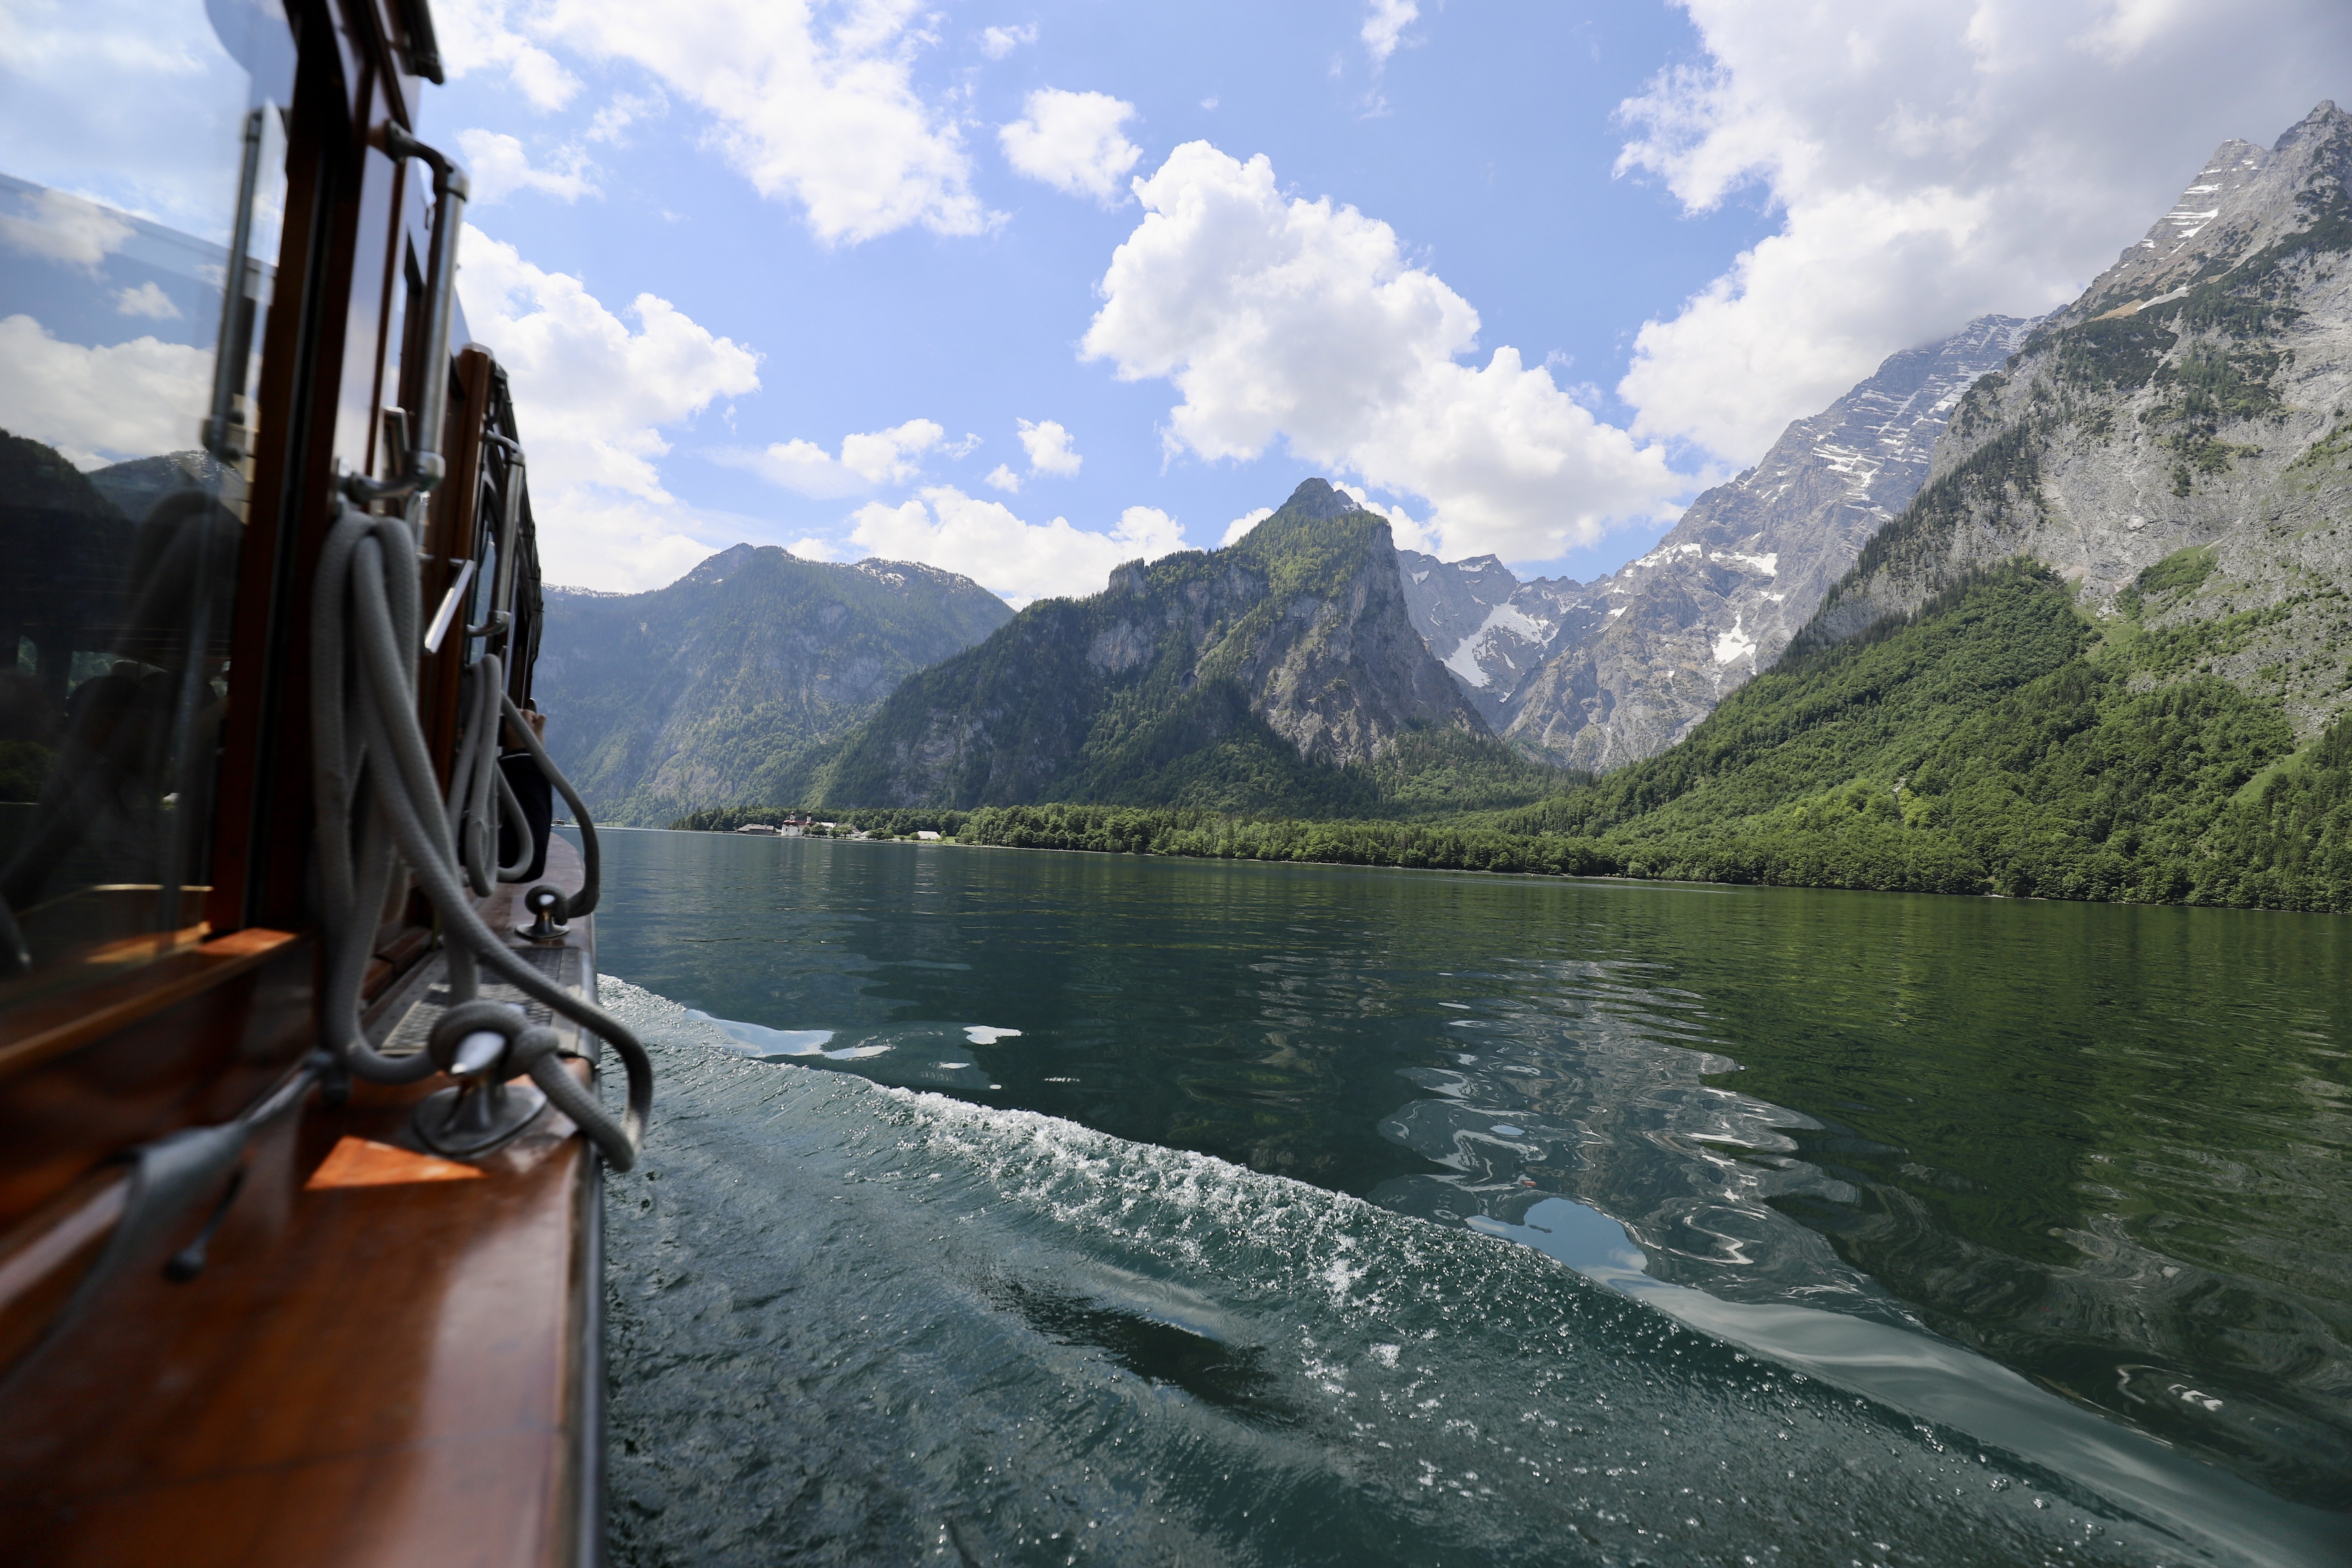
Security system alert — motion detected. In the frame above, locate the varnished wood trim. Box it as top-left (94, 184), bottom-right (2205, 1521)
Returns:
top-left (0, 918), bottom-right (212, 1019)
top-left (73, 920), bottom-right (212, 969)
top-left (0, 929), bottom-right (299, 1080)
top-left (565, 1144), bottom-right (606, 1568)
top-left (207, 0), bottom-right (335, 937)
top-left (0, 1175), bottom-right (123, 1308)
top-left (304, 1137), bottom-right (483, 1188)
top-left (0, 1170), bottom-right (125, 1370)
top-left (220, 6), bottom-right (371, 933)
top-left (359, 924), bottom-right (433, 1004)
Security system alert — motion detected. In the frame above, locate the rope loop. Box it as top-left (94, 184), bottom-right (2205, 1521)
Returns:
top-left (509, 1024), bottom-right (649, 1173)
top-left (311, 498), bottom-right (650, 1167)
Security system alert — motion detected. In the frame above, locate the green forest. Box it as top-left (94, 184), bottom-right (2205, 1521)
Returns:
top-left (672, 564), bottom-right (2352, 913)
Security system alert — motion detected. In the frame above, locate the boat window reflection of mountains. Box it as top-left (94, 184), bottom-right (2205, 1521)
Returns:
top-left (0, 0), bottom-right (294, 988)
top-left (0, 435), bottom-right (243, 981)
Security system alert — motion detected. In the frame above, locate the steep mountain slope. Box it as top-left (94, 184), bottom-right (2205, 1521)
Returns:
top-left (819, 480), bottom-right (1552, 813)
top-left (1431, 101), bottom-right (2352, 908)
top-left (1476, 564), bottom-right (2349, 910)
top-left (1399, 315), bottom-right (2036, 766)
top-left (936, 567), bottom-right (2349, 914)
top-left (1395, 550), bottom-right (1594, 726)
top-left (85, 450), bottom-right (243, 521)
top-left (1805, 101), bottom-right (2352, 743)
top-left (534, 544), bottom-right (1013, 823)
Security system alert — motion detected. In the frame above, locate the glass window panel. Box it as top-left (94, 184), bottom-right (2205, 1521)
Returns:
top-left (0, 0), bottom-right (295, 998)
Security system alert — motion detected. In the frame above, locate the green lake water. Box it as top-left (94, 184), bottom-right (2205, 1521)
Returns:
top-left (583, 829), bottom-right (2352, 1566)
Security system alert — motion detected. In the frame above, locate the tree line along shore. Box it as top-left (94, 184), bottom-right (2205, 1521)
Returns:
top-left (666, 571), bottom-right (2352, 917)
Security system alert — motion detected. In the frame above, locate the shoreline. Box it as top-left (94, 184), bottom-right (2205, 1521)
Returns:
top-left (617, 821), bottom-right (2348, 918)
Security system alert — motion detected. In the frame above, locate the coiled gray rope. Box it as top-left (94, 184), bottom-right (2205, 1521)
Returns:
top-left (427, 999), bottom-right (632, 1166)
top-left (311, 501), bottom-right (650, 1167)
top-left (492, 674), bottom-right (602, 922)
top-left (447, 654), bottom-right (533, 895)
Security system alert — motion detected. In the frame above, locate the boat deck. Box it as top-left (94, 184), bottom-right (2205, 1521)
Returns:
top-left (0, 842), bottom-right (604, 1568)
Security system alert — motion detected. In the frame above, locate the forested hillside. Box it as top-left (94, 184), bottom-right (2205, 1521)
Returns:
top-left (697, 567), bottom-right (2349, 913)
top-left (1485, 564), bottom-right (2346, 905)
top-left (534, 544), bottom-right (1011, 824)
top-left (812, 480), bottom-right (1562, 814)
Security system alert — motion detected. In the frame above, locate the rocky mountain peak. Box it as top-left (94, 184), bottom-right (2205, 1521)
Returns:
top-left (1277, 476), bottom-right (1372, 522)
top-left (1397, 312), bottom-right (2035, 768)
top-left (84, 449), bottom-right (242, 521)
top-left (2068, 99), bottom-right (2352, 324)
top-left (682, 542), bottom-right (761, 585)
top-left (1798, 101), bottom-right (2352, 744)
top-left (816, 478), bottom-right (1499, 810)
top-left (848, 556), bottom-right (990, 596)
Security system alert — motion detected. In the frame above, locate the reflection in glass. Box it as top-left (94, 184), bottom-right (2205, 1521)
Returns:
top-left (0, 0), bottom-right (294, 990)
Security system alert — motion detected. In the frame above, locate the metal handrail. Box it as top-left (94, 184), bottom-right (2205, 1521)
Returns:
top-left (346, 124), bottom-right (469, 506)
top-left (201, 107), bottom-right (268, 463)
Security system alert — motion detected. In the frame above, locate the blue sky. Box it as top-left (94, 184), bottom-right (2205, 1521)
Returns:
top-left (423, 0), bottom-right (2352, 598)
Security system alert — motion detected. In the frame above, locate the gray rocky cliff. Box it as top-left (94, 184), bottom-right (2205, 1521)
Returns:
top-left (822, 479), bottom-right (1494, 809)
top-left (1805, 101), bottom-right (2352, 741)
top-left (1233, 482), bottom-right (1483, 767)
top-left (1400, 314), bottom-right (2036, 767)
top-left (1394, 550), bottom-right (1595, 728)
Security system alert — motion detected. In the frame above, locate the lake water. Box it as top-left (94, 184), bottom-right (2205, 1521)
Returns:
top-left (580, 829), bottom-right (2352, 1566)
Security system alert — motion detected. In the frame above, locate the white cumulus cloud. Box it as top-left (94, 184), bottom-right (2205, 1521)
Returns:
top-left (434, 0), bottom-right (583, 111)
top-left (1015, 417), bottom-right (1081, 477)
top-left (1361, 0), bottom-right (1418, 65)
top-left (725, 418), bottom-right (950, 496)
top-left (0, 187), bottom-right (133, 273)
top-left (1083, 142), bottom-right (1683, 564)
top-left (0, 313), bottom-right (210, 468)
top-left (586, 91), bottom-right (666, 145)
top-left (841, 418), bottom-right (947, 484)
top-left (1613, 0), bottom-right (2352, 466)
top-left (457, 129), bottom-right (598, 205)
top-left (983, 462), bottom-right (1021, 493)
top-left (458, 224), bottom-right (762, 589)
top-left (848, 486), bottom-right (1185, 604)
top-left (980, 22), bottom-right (1036, 60)
top-left (726, 438), bottom-right (861, 499)
top-left (510, 0), bottom-right (989, 245)
top-left (113, 280), bottom-right (180, 320)
top-left (999, 89), bottom-right (1142, 205)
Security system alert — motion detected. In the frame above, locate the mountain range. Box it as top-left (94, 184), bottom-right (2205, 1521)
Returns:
top-left (1801, 99), bottom-right (2352, 740)
top-left (537, 100), bottom-right (2352, 868)
top-left (815, 479), bottom-right (1556, 815)
top-left (538, 310), bottom-right (2043, 825)
top-left (533, 545), bottom-right (1012, 823)
top-left (1398, 312), bottom-right (2036, 768)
